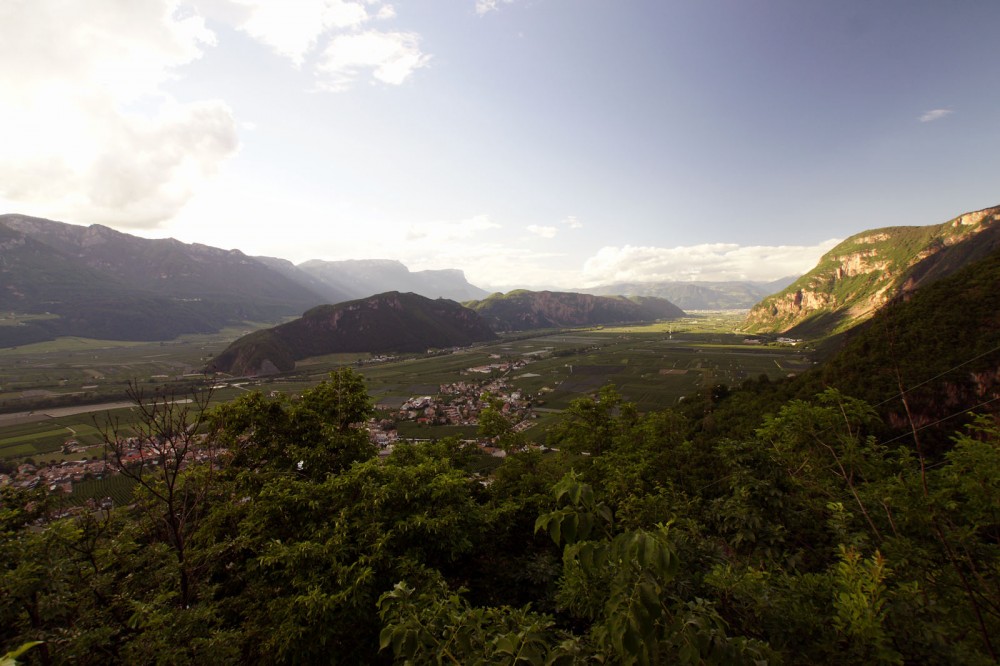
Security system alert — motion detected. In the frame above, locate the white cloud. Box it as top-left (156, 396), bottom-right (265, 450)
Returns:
top-left (222, 0), bottom-right (370, 65)
top-left (475, 0), bottom-right (514, 15)
top-left (315, 30), bottom-right (430, 90)
top-left (527, 225), bottom-right (557, 238)
top-left (580, 240), bottom-right (841, 285)
top-left (561, 215), bottom-right (582, 229)
top-left (201, 1), bottom-right (425, 92)
top-left (0, 0), bottom-right (239, 228)
top-left (919, 108), bottom-right (953, 123)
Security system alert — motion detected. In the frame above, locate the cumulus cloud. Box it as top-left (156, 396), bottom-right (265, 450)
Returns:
top-left (315, 30), bottom-right (430, 90)
top-left (221, 0), bottom-right (370, 65)
top-left (0, 0), bottom-right (239, 227)
top-left (201, 1), bottom-right (427, 90)
top-left (561, 215), bottom-right (582, 229)
top-left (527, 225), bottom-right (557, 238)
top-left (580, 240), bottom-right (842, 285)
top-left (919, 108), bottom-right (953, 123)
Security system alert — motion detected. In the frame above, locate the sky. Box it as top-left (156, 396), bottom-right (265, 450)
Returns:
top-left (1, 0), bottom-right (998, 290)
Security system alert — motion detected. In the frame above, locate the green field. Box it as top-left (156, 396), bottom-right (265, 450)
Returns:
top-left (0, 313), bottom-right (815, 461)
top-left (0, 313), bottom-right (60, 327)
top-left (67, 475), bottom-right (139, 508)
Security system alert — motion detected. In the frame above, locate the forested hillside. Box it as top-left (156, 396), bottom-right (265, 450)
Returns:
top-left (207, 291), bottom-right (497, 376)
top-left (3, 247), bottom-right (999, 665)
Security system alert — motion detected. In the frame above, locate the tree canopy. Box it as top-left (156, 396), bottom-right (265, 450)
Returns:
top-left (2, 367), bottom-right (998, 664)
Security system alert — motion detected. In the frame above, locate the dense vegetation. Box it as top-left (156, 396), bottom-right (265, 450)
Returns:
top-left (2, 354), bottom-right (997, 664)
top-left (2, 224), bottom-right (999, 664)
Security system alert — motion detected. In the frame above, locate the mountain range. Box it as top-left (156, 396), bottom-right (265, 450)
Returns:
top-left (580, 277), bottom-right (796, 310)
top-left (465, 290), bottom-right (684, 332)
top-left (8, 203), bottom-right (998, 354)
top-left (0, 215), bottom-right (489, 346)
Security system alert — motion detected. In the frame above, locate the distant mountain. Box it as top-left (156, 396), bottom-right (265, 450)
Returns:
top-left (0, 214), bottom-right (327, 346)
top-left (297, 259), bottom-right (490, 302)
top-left (465, 290), bottom-right (684, 332)
top-left (582, 278), bottom-right (797, 310)
top-left (206, 291), bottom-right (497, 376)
top-left (0, 214), bottom-right (490, 347)
top-left (744, 204), bottom-right (1000, 337)
top-left (252, 255), bottom-right (354, 305)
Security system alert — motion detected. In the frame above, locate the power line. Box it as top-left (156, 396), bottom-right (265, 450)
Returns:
top-left (872, 342), bottom-right (1000, 409)
top-left (879, 396), bottom-right (1000, 447)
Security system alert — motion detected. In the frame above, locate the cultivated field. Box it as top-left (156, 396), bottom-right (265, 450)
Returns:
top-left (0, 313), bottom-right (812, 463)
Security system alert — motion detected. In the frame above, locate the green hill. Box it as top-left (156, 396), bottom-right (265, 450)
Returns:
top-left (206, 291), bottom-right (497, 376)
top-left (465, 290), bottom-right (684, 332)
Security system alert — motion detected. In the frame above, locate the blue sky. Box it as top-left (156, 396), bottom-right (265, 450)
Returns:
top-left (1, 0), bottom-right (998, 289)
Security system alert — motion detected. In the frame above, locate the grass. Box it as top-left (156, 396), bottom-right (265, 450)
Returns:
top-left (0, 313), bottom-right (816, 460)
top-left (0, 313), bottom-right (60, 327)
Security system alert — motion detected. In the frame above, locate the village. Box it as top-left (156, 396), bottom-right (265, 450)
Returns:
top-left (0, 436), bottom-right (222, 496)
top-left (2, 356), bottom-right (544, 498)
top-left (366, 355), bottom-right (540, 456)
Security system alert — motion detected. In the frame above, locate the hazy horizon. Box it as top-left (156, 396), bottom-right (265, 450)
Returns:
top-left (2, 1), bottom-right (997, 288)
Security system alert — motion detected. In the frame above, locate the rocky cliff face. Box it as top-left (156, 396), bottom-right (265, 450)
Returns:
top-left (744, 205), bottom-right (1000, 337)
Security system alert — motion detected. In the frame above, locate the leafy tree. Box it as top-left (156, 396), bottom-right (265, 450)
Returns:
top-left (209, 367), bottom-right (375, 482)
top-left (97, 382), bottom-right (218, 608)
top-left (549, 384), bottom-right (637, 456)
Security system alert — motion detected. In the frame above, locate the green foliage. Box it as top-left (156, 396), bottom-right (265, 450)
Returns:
top-left (477, 393), bottom-right (524, 451)
top-left (209, 368), bottom-right (375, 480)
top-left (378, 578), bottom-right (572, 666)
top-left (549, 384), bottom-right (638, 456)
top-left (4, 342), bottom-right (1000, 664)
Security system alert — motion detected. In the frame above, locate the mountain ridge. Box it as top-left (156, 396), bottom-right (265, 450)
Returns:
top-left (207, 291), bottom-right (497, 376)
top-left (743, 204), bottom-right (1000, 337)
top-left (0, 214), bottom-right (492, 346)
top-left (465, 290), bottom-right (685, 332)
top-left (580, 277), bottom-right (797, 310)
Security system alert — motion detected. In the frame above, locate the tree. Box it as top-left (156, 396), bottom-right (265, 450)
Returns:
top-left (549, 384), bottom-right (637, 456)
top-left (97, 382), bottom-right (217, 609)
top-left (209, 368), bottom-right (374, 482)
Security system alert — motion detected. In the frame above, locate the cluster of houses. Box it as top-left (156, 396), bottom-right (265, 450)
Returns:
top-left (5, 355), bottom-right (546, 498)
top-left (0, 436), bottom-right (223, 496)
top-left (365, 358), bottom-right (540, 455)
top-left (1, 457), bottom-right (110, 494)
